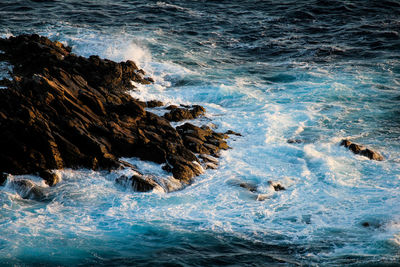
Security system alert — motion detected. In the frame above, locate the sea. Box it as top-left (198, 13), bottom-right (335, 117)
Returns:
top-left (1, 0), bottom-right (400, 266)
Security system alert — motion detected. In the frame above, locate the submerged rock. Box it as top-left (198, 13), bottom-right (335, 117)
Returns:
top-left (239, 182), bottom-right (258, 192)
top-left (360, 220), bottom-right (382, 229)
top-left (268, 181), bottom-right (286, 191)
top-left (0, 34), bottom-right (230, 190)
top-left (340, 139), bottom-right (384, 161)
top-left (228, 179), bottom-right (286, 201)
top-left (10, 179), bottom-right (48, 201)
top-left (287, 139), bottom-right (303, 144)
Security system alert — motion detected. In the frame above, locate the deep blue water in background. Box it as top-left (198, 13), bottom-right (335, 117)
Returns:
top-left (1, 0), bottom-right (400, 266)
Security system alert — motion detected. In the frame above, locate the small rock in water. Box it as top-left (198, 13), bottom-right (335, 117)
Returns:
top-left (268, 181), bottom-right (286, 191)
top-left (225, 130), bottom-right (242, 136)
top-left (360, 149), bottom-right (384, 161)
top-left (239, 182), bottom-right (258, 192)
top-left (340, 139), bottom-right (384, 161)
top-left (287, 139), bottom-right (302, 144)
top-left (10, 179), bottom-right (48, 201)
top-left (227, 179), bottom-right (258, 192)
top-left (361, 222), bottom-right (370, 227)
top-left (360, 220), bottom-right (382, 229)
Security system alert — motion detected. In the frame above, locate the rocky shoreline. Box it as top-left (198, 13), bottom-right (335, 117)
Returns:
top-left (0, 34), bottom-right (234, 193)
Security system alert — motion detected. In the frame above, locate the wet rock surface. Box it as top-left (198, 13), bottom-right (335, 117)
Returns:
top-left (116, 174), bottom-right (160, 192)
top-left (340, 139), bottom-right (384, 161)
top-left (0, 34), bottom-right (231, 191)
top-left (163, 104), bottom-right (205, 122)
top-left (10, 179), bottom-right (49, 201)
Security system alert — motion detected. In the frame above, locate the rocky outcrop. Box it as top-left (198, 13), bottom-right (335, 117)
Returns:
top-left (0, 34), bottom-right (230, 191)
top-left (340, 140), bottom-right (384, 161)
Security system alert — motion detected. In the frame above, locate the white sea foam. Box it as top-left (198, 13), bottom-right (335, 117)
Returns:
top-left (0, 26), bottom-right (399, 264)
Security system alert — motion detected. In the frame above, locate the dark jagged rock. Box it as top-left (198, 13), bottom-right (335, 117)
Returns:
top-left (131, 175), bottom-right (158, 192)
top-left (176, 123), bottom-right (229, 158)
top-left (340, 139), bottom-right (384, 161)
top-left (163, 105), bottom-right (205, 122)
top-left (0, 34), bottom-right (230, 189)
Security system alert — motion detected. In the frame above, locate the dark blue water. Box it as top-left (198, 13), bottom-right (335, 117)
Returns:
top-left (1, 0), bottom-right (400, 266)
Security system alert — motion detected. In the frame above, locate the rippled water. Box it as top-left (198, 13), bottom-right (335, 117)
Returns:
top-left (1, 0), bottom-right (400, 265)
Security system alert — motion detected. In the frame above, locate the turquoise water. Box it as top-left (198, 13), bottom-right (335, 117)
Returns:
top-left (1, 1), bottom-right (400, 265)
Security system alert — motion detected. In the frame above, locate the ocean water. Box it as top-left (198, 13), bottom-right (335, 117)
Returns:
top-left (1, 0), bottom-right (400, 265)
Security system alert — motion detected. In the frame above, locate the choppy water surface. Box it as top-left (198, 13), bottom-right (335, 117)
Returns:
top-left (1, 0), bottom-right (400, 265)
